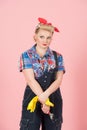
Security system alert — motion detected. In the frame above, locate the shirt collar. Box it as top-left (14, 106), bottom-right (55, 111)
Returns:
top-left (28, 44), bottom-right (53, 58)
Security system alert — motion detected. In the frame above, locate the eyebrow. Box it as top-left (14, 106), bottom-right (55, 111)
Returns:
top-left (40, 35), bottom-right (52, 38)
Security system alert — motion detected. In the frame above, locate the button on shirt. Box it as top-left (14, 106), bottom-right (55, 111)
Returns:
top-left (18, 44), bottom-right (65, 79)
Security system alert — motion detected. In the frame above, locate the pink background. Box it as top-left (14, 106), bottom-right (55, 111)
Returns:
top-left (0, 0), bottom-right (87, 130)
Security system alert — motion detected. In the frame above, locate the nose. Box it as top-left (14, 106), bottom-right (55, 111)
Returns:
top-left (43, 38), bottom-right (48, 43)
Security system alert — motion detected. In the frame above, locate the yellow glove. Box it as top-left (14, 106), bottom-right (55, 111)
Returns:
top-left (45, 98), bottom-right (54, 107)
top-left (27, 96), bottom-right (54, 112)
top-left (27, 96), bottom-right (38, 112)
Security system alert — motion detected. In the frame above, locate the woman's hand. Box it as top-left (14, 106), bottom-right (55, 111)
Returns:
top-left (38, 91), bottom-right (50, 104)
top-left (41, 104), bottom-right (50, 114)
top-left (38, 92), bottom-right (50, 114)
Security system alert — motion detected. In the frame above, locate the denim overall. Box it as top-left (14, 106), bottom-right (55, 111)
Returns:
top-left (20, 51), bottom-right (63, 130)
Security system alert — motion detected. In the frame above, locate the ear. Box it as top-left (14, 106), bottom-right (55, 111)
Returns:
top-left (33, 35), bottom-right (37, 42)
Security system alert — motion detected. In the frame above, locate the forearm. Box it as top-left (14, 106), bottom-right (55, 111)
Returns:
top-left (45, 79), bottom-right (62, 97)
top-left (27, 79), bottom-right (43, 96)
top-left (37, 71), bottom-right (64, 103)
top-left (44, 71), bottom-right (63, 97)
top-left (23, 69), bottom-right (43, 96)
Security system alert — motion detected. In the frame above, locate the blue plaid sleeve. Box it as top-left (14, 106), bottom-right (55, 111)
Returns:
top-left (18, 52), bottom-right (32, 72)
top-left (57, 54), bottom-right (65, 73)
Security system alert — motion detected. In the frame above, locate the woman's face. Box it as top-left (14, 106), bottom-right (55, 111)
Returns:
top-left (34, 29), bottom-right (53, 49)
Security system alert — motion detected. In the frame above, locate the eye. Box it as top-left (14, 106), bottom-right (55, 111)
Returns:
top-left (40, 36), bottom-right (44, 38)
top-left (47, 36), bottom-right (51, 40)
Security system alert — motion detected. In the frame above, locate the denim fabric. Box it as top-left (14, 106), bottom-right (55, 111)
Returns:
top-left (19, 69), bottom-right (63, 130)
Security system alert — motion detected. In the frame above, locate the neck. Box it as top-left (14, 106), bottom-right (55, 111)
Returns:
top-left (36, 45), bottom-right (48, 58)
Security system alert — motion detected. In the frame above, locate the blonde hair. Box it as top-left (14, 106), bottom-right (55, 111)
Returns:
top-left (35, 23), bottom-right (54, 34)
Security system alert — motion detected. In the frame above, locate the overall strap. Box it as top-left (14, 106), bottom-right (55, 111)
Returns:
top-left (52, 51), bottom-right (58, 68)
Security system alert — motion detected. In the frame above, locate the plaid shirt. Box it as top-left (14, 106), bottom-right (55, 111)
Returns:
top-left (18, 44), bottom-right (65, 78)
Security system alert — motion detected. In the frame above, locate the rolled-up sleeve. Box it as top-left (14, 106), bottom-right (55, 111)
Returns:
top-left (18, 52), bottom-right (32, 72)
top-left (57, 54), bottom-right (65, 73)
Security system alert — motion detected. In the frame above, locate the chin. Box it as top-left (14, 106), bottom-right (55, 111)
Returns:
top-left (42, 45), bottom-right (48, 49)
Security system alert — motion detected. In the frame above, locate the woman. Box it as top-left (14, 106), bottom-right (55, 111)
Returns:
top-left (19, 17), bottom-right (65, 130)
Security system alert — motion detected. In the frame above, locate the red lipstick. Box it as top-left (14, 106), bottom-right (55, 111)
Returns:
top-left (43, 43), bottom-right (47, 46)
